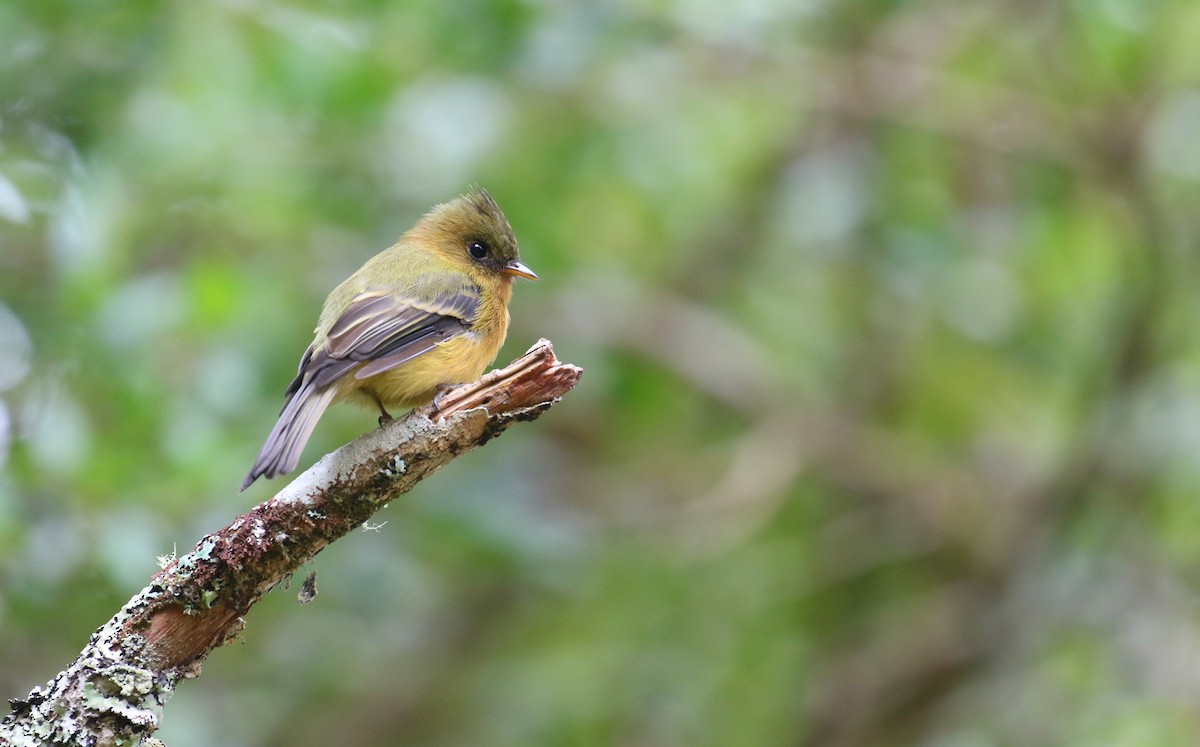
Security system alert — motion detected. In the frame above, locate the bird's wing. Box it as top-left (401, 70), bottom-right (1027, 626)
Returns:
top-left (304, 279), bottom-right (481, 388)
top-left (244, 281), bottom-right (478, 491)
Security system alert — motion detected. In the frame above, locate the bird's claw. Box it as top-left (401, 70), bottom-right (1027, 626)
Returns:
top-left (374, 396), bottom-right (394, 427)
top-left (431, 384), bottom-right (456, 414)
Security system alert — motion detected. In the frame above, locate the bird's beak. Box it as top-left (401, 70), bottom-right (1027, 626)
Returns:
top-left (503, 260), bottom-right (539, 281)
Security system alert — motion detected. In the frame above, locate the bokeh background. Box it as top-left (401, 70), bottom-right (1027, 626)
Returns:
top-left (4, 1), bottom-right (1200, 745)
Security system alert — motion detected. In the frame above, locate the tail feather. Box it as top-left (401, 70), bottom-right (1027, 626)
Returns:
top-left (240, 381), bottom-right (337, 492)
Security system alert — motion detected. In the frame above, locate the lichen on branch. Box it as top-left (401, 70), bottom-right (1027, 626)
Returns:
top-left (0, 339), bottom-right (581, 746)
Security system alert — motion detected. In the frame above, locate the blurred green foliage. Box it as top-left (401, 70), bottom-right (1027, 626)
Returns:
top-left (5, 1), bottom-right (1200, 745)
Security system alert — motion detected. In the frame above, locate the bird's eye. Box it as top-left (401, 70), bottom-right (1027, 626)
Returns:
top-left (468, 241), bottom-right (489, 260)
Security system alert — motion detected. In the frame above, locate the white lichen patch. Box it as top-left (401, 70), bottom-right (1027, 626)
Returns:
top-left (81, 665), bottom-right (162, 726)
top-left (6, 653), bottom-right (172, 746)
top-left (381, 455), bottom-right (407, 477)
top-left (192, 536), bottom-right (219, 561)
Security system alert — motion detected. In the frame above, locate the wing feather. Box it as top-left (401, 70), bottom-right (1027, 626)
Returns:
top-left (241, 278), bottom-right (480, 492)
top-left (312, 281), bottom-right (479, 383)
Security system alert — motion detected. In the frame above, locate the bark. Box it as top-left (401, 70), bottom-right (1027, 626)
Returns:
top-left (0, 339), bottom-right (582, 747)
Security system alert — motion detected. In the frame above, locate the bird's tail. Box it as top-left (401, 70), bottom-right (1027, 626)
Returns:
top-left (240, 380), bottom-right (337, 492)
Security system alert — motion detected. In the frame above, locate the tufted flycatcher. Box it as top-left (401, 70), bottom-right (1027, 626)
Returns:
top-left (241, 188), bottom-right (536, 491)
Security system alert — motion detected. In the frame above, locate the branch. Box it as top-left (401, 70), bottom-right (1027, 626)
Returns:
top-left (0, 339), bottom-right (582, 747)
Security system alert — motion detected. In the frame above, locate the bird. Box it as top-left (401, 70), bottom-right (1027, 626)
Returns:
top-left (240, 188), bottom-right (536, 491)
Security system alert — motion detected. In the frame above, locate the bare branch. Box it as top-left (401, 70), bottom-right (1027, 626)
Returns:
top-left (0, 339), bottom-right (582, 747)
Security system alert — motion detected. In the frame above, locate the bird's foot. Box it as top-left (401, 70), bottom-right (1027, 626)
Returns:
top-left (431, 384), bottom-right (456, 414)
top-left (374, 396), bottom-right (394, 427)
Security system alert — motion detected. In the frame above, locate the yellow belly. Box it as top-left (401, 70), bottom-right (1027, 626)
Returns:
top-left (337, 331), bottom-right (505, 411)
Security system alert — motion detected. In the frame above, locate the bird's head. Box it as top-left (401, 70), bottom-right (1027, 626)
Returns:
top-left (418, 187), bottom-right (538, 283)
